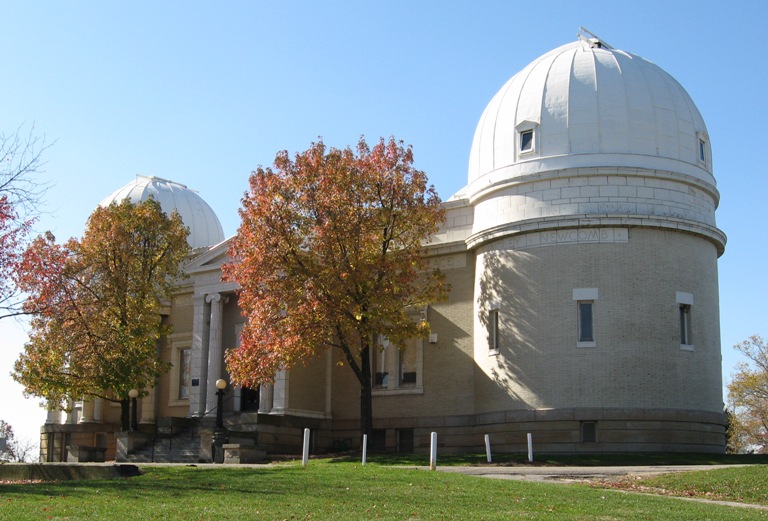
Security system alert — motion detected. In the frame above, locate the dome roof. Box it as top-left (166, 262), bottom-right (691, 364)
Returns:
top-left (100, 176), bottom-right (225, 249)
top-left (467, 31), bottom-right (713, 194)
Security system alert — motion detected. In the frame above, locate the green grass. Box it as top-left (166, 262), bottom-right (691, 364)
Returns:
top-left (610, 465), bottom-right (768, 505)
top-left (2, 461), bottom-right (768, 520)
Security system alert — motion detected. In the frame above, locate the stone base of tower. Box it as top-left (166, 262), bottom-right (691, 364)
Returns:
top-left (362, 407), bottom-right (726, 455)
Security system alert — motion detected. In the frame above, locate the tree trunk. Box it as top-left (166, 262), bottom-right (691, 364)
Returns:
top-left (120, 398), bottom-right (130, 431)
top-left (360, 345), bottom-right (373, 438)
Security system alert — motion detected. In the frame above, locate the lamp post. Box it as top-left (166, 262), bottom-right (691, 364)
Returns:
top-left (215, 379), bottom-right (227, 429)
top-left (128, 389), bottom-right (139, 431)
top-left (213, 379), bottom-right (228, 463)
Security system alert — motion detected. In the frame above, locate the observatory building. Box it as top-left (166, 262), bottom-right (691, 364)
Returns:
top-left (40, 30), bottom-right (726, 462)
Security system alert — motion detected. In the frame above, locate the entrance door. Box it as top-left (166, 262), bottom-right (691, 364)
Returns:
top-left (240, 386), bottom-right (260, 412)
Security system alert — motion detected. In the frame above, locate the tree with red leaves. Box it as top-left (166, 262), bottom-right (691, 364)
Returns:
top-left (1, 126), bottom-right (50, 318)
top-left (224, 136), bottom-right (448, 437)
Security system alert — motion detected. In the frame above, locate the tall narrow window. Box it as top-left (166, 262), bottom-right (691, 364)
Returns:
top-left (679, 304), bottom-right (692, 346)
top-left (178, 348), bottom-right (192, 399)
top-left (573, 288), bottom-right (598, 348)
top-left (400, 338), bottom-right (418, 385)
top-left (699, 139), bottom-right (706, 162)
top-left (520, 129), bottom-right (534, 152)
top-left (578, 302), bottom-right (594, 342)
top-left (676, 292), bottom-right (694, 350)
top-left (373, 337), bottom-right (390, 388)
top-left (488, 309), bottom-right (500, 353)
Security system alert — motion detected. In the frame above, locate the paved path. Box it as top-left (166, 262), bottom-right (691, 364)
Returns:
top-left (432, 464), bottom-right (748, 483)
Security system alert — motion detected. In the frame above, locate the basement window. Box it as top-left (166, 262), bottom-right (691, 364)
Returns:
top-left (581, 422), bottom-right (597, 443)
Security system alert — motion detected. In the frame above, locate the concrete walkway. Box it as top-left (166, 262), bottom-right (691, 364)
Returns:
top-left (433, 464), bottom-right (749, 483)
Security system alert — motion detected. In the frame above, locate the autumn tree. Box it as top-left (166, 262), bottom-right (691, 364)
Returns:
top-left (224, 137), bottom-right (448, 437)
top-left (727, 335), bottom-right (768, 453)
top-left (12, 199), bottom-right (189, 430)
top-left (1, 125), bottom-right (51, 318)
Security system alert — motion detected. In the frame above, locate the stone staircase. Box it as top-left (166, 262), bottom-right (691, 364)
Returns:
top-left (119, 415), bottom-right (264, 463)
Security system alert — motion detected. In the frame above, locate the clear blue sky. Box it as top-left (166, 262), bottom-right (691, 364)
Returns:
top-left (1, 1), bottom-right (766, 446)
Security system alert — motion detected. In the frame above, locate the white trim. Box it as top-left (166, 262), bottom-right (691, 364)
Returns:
top-left (573, 288), bottom-right (599, 301)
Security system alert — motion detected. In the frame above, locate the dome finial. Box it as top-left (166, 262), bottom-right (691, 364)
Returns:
top-left (578, 26), bottom-right (613, 50)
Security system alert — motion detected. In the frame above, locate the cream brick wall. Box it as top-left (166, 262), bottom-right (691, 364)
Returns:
top-left (473, 227), bottom-right (723, 415)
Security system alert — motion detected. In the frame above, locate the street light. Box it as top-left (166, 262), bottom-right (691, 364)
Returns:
top-left (128, 389), bottom-right (139, 431)
top-left (215, 379), bottom-right (227, 429)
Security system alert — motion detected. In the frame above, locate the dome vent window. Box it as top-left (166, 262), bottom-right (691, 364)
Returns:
top-left (516, 120), bottom-right (539, 158)
top-left (520, 130), bottom-right (534, 152)
top-left (696, 131), bottom-right (709, 167)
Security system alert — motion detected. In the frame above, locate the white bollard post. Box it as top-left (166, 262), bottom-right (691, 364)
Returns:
top-left (302, 428), bottom-right (310, 467)
top-left (527, 432), bottom-right (533, 463)
top-left (362, 434), bottom-right (368, 466)
top-left (484, 434), bottom-right (492, 463)
top-left (429, 432), bottom-right (438, 471)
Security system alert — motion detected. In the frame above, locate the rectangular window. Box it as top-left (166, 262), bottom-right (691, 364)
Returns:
top-left (679, 304), bottom-right (692, 346)
top-left (578, 301), bottom-right (594, 342)
top-left (397, 428), bottom-right (414, 454)
top-left (488, 309), bottom-right (500, 353)
top-left (581, 422), bottom-right (597, 443)
top-left (520, 129), bottom-right (533, 152)
top-left (699, 139), bottom-right (706, 162)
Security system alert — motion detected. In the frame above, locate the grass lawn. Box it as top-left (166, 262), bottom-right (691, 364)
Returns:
top-left (2, 460), bottom-right (768, 520)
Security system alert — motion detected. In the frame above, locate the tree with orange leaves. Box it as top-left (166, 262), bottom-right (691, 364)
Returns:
top-left (12, 199), bottom-right (189, 430)
top-left (224, 137), bottom-right (448, 437)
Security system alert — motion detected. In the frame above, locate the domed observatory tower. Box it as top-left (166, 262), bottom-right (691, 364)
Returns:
top-left (100, 176), bottom-right (225, 249)
top-left (468, 29), bottom-right (726, 452)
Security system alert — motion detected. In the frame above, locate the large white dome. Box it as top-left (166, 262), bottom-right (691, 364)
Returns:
top-left (467, 32), bottom-right (714, 195)
top-left (100, 176), bottom-right (225, 249)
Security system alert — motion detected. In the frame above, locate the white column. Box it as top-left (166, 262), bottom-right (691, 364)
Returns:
top-left (189, 294), bottom-right (210, 417)
top-left (205, 293), bottom-right (228, 416)
top-left (45, 408), bottom-right (60, 425)
top-left (79, 397), bottom-right (94, 423)
top-left (258, 383), bottom-right (274, 413)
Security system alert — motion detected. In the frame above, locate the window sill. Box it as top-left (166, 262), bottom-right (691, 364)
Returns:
top-left (488, 349), bottom-right (500, 357)
top-left (680, 344), bottom-right (695, 352)
top-left (372, 387), bottom-right (424, 397)
top-left (576, 341), bottom-right (597, 348)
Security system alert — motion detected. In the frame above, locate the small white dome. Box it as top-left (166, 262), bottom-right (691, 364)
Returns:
top-left (100, 176), bottom-right (225, 249)
top-left (468, 33), bottom-right (713, 193)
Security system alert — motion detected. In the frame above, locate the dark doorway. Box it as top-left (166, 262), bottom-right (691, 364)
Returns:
top-left (240, 386), bottom-right (260, 412)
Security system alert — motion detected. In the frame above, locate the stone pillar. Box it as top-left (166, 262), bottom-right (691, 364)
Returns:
top-left (45, 408), bottom-right (60, 425)
top-left (272, 370), bottom-right (288, 413)
top-left (93, 398), bottom-right (103, 423)
top-left (140, 388), bottom-right (156, 424)
top-left (65, 399), bottom-right (77, 424)
top-left (189, 294), bottom-right (211, 417)
top-left (205, 293), bottom-right (228, 416)
top-left (258, 384), bottom-right (274, 413)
